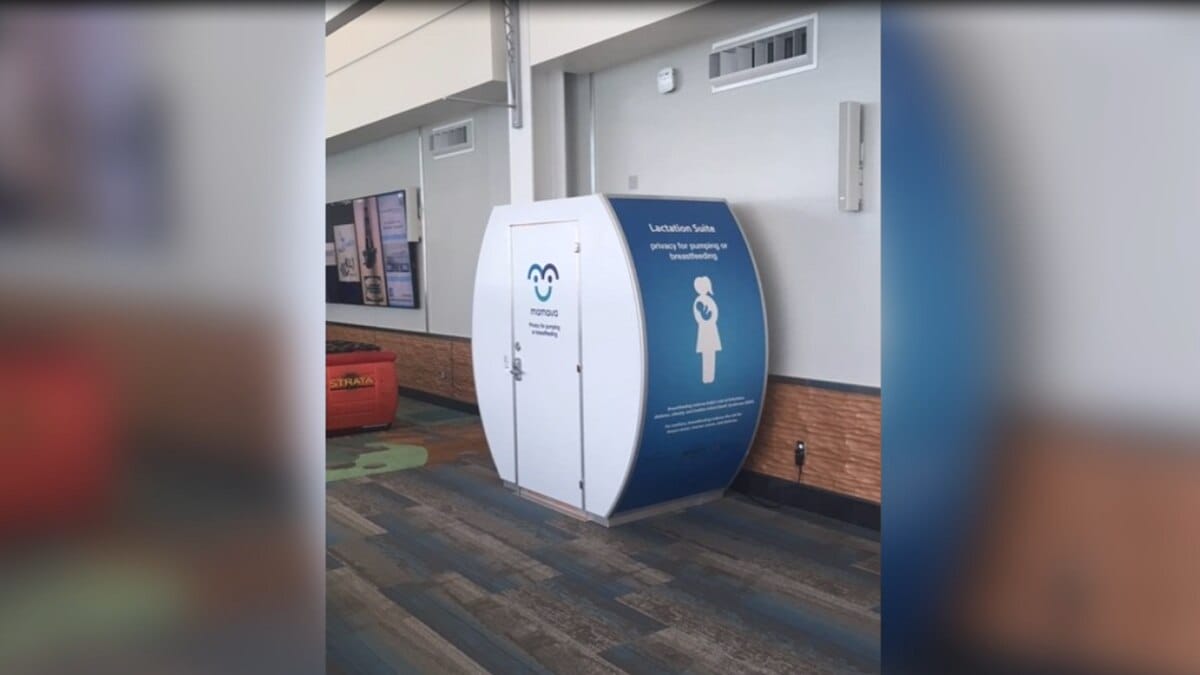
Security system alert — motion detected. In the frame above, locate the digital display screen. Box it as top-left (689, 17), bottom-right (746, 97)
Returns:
top-left (326, 190), bottom-right (418, 309)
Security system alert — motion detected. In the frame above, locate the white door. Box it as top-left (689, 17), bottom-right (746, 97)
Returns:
top-left (510, 221), bottom-right (582, 509)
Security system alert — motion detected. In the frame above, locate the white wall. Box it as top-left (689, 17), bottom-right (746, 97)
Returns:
top-left (423, 105), bottom-right (512, 336)
top-left (325, 106), bottom-right (510, 337)
top-left (326, 0), bottom-right (504, 139)
top-left (326, 129), bottom-right (421, 202)
top-left (564, 72), bottom-right (594, 196)
top-left (326, 4), bottom-right (881, 386)
top-left (532, 64), bottom-right (568, 201)
top-left (528, 0), bottom-right (707, 66)
top-left (326, 1), bottom-right (467, 72)
top-left (590, 5), bottom-right (881, 386)
top-left (325, 130), bottom-right (428, 332)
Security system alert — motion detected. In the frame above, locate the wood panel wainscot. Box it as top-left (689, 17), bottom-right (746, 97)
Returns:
top-left (743, 379), bottom-right (881, 504)
top-left (327, 323), bottom-right (474, 405)
top-left (326, 323), bottom-right (879, 510)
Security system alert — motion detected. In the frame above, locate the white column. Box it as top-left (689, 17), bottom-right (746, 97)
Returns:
top-left (533, 64), bottom-right (568, 201)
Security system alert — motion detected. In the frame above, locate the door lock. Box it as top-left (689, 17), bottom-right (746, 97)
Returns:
top-left (510, 357), bottom-right (524, 381)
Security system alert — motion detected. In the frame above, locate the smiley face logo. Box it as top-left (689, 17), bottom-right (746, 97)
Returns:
top-left (527, 263), bottom-right (559, 302)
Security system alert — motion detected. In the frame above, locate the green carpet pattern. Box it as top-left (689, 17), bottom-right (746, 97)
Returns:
top-left (326, 444), bottom-right (428, 482)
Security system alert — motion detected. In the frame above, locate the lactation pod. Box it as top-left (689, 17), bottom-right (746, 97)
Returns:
top-left (471, 195), bottom-right (768, 525)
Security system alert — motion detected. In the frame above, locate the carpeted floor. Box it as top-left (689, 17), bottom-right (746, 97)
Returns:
top-left (326, 398), bottom-right (881, 674)
top-left (327, 397), bottom-right (487, 482)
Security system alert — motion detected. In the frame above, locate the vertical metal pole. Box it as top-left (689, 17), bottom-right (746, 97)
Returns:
top-left (505, 0), bottom-right (523, 129)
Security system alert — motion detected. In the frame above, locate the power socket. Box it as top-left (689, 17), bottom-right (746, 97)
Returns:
top-left (794, 441), bottom-right (806, 469)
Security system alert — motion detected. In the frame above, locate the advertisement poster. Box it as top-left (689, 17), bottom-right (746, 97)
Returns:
top-left (355, 198), bottom-right (388, 306)
top-left (608, 197), bottom-right (767, 513)
top-left (333, 223), bottom-right (360, 282)
top-left (375, 191), bottom-right (415, 308)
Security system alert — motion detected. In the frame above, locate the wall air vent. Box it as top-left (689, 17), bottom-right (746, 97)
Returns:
top-left (709, 14), bottom-right (817, 93)
top-left (428, 118), bottom-right (474, 159)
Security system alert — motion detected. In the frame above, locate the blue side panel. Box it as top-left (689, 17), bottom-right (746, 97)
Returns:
top-left (608, 197), bottom-right (767, 515)
top-left (881, 11), bottom-right (997, 670)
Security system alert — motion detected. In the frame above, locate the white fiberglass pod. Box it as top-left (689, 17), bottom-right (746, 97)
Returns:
top-left (471, 195), bottom-right (767, 525)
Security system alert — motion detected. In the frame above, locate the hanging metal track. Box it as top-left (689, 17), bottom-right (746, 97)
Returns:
top-left (504, 0), bottom-right (523, 129)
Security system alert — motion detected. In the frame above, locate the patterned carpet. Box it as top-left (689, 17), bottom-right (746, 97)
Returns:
top-left (327, 399), bottom-right (881, 674)
top-left (327, 398), bottom-right (488, 481)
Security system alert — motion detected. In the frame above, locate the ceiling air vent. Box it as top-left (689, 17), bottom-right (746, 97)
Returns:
top-left (428, 118), bottom-right (473, 159)
top-left (709, 14), bottom-right (817, 93)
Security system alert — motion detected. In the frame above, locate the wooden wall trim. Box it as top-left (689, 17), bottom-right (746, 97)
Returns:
top-left (326, 322), bottom-right (881, 505)
top-left (745, 379), bottom-right (881, 504)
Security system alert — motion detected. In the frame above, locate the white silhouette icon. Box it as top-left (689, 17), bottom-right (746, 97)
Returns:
top-left (693, 276), bottom-right (721, 383)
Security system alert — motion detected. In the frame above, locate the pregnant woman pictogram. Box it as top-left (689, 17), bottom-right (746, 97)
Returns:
top-left (693, 276), bottom-right (721, 383)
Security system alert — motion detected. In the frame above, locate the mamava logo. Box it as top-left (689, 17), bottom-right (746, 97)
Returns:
top-left (527, 263), bottom-right (558, 302)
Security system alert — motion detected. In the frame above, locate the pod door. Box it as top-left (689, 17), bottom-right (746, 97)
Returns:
top-left (509, 221), bottom-right (583, 510)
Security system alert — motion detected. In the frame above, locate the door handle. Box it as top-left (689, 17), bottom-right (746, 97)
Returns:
top-left (510, 357), bottom-right (524, 381)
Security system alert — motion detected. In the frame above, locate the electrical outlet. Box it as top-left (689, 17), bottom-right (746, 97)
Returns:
top-left (794, 441), bottom-right (806, 469)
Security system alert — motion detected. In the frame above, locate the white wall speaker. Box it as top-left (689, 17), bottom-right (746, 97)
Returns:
top-left (838, 101), bottom-right (864, 212)
top-left (405, 186), bottom-right (422, 242)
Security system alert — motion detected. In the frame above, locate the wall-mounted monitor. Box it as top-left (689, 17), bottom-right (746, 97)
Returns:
top-left (326, 189), bottom-right (420, 309)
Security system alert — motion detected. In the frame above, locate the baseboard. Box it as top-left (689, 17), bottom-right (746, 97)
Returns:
top-left (597, 489), bottom-right (726, 527)
top-left (730, 470), bottom-right (880, 531)
top-left (397, 386), bottom-right (480, 415)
